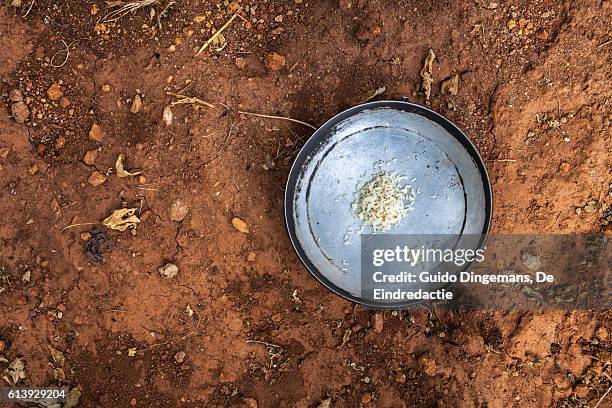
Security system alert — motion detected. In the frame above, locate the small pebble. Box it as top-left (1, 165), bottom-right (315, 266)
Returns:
top-left (159, 263), bottom-right (179, 278)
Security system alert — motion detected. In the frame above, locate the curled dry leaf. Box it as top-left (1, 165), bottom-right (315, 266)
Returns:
top-left (317, 399), bottom-right (332, 408)
top-left (115, 153), bottom-right (142, 178)
top-left (359, 86), bottom-right (386, 104)
top-left (53, 367), bottom-right (65, 381)
top-left (49, 346), bottom-right (65, 367)
top-left (420, 49), bottom-right (436, 102)
top-left (231, 217), bottom-right (249, 233)
top-left (162, 106), bottom-right (173, 126)
top-left (102, 208), bottom-right (140, 231)
top-left (63, 387), bottom-right (82, 408)
top-left (3, 358), bottom-right (26, 385)
top-left (211, 32), bottom-right (227, 51)
top-left (441, 74), bottom-right (459, 95)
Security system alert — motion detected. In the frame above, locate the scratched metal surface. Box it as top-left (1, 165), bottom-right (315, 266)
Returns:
top-left (285, 101), bottom-right (491, 306)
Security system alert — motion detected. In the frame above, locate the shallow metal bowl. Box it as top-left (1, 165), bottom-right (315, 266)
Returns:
top-left (285, 101), bottom-right (492, 307)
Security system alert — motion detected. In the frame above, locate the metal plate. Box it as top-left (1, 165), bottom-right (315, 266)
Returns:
top-left (285, 101), bottom-right (492, 307)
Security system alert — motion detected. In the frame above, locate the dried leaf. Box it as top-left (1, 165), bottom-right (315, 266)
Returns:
top-left (63, 387), bottom-right (81, 408)
top-left (53, 367), bottom-right (65, 381)
top-left (102, 208), bottom-right (140, 232)
top-left (441, 74), bottom-right (459, 96)
top-left (3, 358), bottom-right (26, 385)
top-left (49, 346), bottom-right (65, 367)
top-left (359, 86), bottom-right (386, 103)
top-left (420, 49), bottom-right (436, 102)
top-left (231, 217), bottom-right (249, 233)
top-left (317, 399), bottom-right (332, 408)
top-left (162, 106), bottom-right (173, 126)
top-left (22, 270), bottom-right (31, 283)
top-left (339, 328), bottom-right (352, 348)
top-left (115, 153), bottom-right (142, 178)
top-left (211, 32), bottom-right (227, 51)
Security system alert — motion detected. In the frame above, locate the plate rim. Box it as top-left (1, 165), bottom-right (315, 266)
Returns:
top-left (284, 100), bottom-right (493, 308)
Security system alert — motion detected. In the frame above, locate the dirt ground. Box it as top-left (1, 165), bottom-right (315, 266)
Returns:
top-left (0, 0), bottom-right (610, 407)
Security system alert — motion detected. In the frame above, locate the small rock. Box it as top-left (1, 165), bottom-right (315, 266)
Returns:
top-left (395, 372), bottom-right (406, 383)
top-left (101, 84), bottom-right (111, 92)
top-left (162, 106), bottom-right (173, 126)
top-left (11, 101), bottom-right (30, 123)
top-left (130, 397), bottom-right (136, 406)
top-left (0, 339), bottom-right (5, 352)
top-left (264, 52), bottom-right (286, 71)
top-left (559, 162), bottom-right (570, 173)
top-left (83, 149), bottom-right (98, 165)
top-left (55, 136), bottom-right (66, 149)
top-left (169, 199), bottom-right (189, 221)
top-left (89, 123), bottom-right (104, 142)
top-left (235, 57), bottom-right (247, 69)
top-left (159, 263), bottom-right (179, 278)
top-left (47, 83), bottom-right (64, 101)
top-left (80, 232), bottom-right (92, 241)
top-left (60, 97), bottom-right (71, 108)
top-left (9, 89), bottom-right (23, 102)
top-left (131, 95), bottom-right (142, 113)
top-left (274, 14), bottom-right (283, 22)
top-left (361, 393), bottom-right (372, 404)
top-left (28, 164), bottom-right (39, 175)
top-left (0, 147), bottom-right (10, 159)
top-left (247, 252), bottom-right (256, 262)
top-left (88, 171), bottom-right (107, 186)
top-left (372, 312), bottom-right (384, 333)
top-left (232, 217), bottom-right (249, 233)
top-left (506, 19), bottom-right (516, 30)
top-left (174, 351), bottom-right (186, 363)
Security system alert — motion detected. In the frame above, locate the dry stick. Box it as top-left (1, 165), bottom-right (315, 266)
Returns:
top-left (166, 91), bottom-right (216, 109)
top-left (594, 385), bottom-right (612, 408)
top-left (22, 0), bottom-right (35, 17)
top-left (61, 222), bottom-right (99, 231)
top-left (137, 316), bottom-right (207, 352)
top-left (237, 111), bottom-right (316, 130)
top-left (196, 7), bottom-right (243, 56)
top-left (51, 40), bottom-right (74, 68)
top-left (246, 339), bottom-right (281, 348)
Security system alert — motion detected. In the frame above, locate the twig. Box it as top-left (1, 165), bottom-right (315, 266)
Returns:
top-left (137, 316), bottom-right (207, 352)
top-left (166, 91), bottom-right (216, 109)
top-left (246, 339), bottom-right (281, 348)
top-left (50, 40), bottom-right (74, 68)
top-left (493, 158), bottom-right (517, 163)
top-left (100, 0), bottom-right (159, 23)
top-left (237, 110), bottom-right (316, 130)
top-left (22, 0), bottom-right (35, 17)
top-left (61, 222), bottom-right (98, 231)
top-left (594, 385), bottom-right (612, 408)
top-left (598, 39), bottom-right (612, 48)
top-left (196, 7), bottom-right (243, 56)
